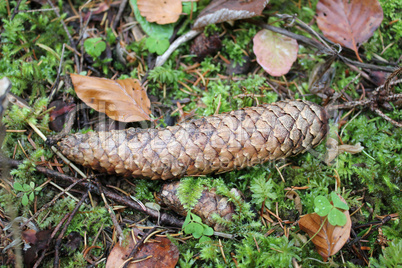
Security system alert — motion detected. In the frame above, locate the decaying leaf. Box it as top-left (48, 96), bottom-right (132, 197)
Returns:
top-left (286, 190), bottom-right (302, 215)
top-left (299, 196), bottom-right (351, 261)
top-left (325, 137), bottom-right (364, 165)
top-left (316, 0), bottom-right (383, 62)
top-left (193, 0), bottom-right (269, 29)
top-left (137, 0), bottom-right (182, 25)
top-left (70, 74), bottom-right (151, 122)
top-left (106, 228), bottom-right (179, 268)
top-left (253, 29), bottom-right (299, 76)
top-left (157, 181), bottom-right (240, 231)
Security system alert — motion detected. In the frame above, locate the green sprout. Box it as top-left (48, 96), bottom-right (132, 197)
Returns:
top-left (182, 211), bottom-right (214, 243)
top-left (84, 37), bottom-right (106, 58)
top-left (14, 181), bottom-right (42, 206)
top-left (314, 192), bottom-right (350, 226)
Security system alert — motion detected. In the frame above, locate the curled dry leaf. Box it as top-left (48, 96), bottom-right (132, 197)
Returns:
top-left (193, 0), bottom-right (269, 29)
top-left (137, 0), bottom-right (182, 25)
top-left (106, 228), bottom-right (179, 268)
top-left (298, 195), bottom-right (351, 261)
top-left (70, 74), bottom-right (151, 122)
top-left (286, 190), bottom-right (302, 215)
top-left (325, 137), bottom-right (364, 165)
top-left (253, 29), bottom-right (299, 77)
top-left (157, 181), bottom-right (240, 231)
top-left (316, 0), bottom-right (383, 62)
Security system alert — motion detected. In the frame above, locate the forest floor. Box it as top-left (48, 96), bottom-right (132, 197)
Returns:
top-left (0, 0), bottom-right (401, 267)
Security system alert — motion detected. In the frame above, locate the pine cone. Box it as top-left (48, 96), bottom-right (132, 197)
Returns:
top-left (58, 100), bottom-right (328, 180)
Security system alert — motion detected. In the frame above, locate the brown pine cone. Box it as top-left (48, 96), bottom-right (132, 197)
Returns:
top-left (58, 100), bottom-right (328, 180)
top-left (157, 181), bottom-right (239, 231)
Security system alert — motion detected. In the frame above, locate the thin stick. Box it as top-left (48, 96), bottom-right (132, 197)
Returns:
top-left (95, 177), bottom-right (124, 244)
top-left (155, 30), bottom-right (202, 67)
top-left (113, 0), bottom-right (128, 30)
top-left (54, 192), bottom-right (89, 267)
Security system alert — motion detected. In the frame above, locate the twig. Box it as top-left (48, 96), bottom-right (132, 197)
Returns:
top-left (54, 192), bottom-right (89, 267)
top-left (20, 177), bottom-right (87, 229)
top-left (94, 177), bottom-right (124, 244)
top-left (10, 0), bottom-right (23, 20)
top-left (374, 108), bottom-right (402, 127)
top-left (46, 0), bottom-right (80, 71)
top-left (48, 43), bottom-right (66, 103)
top-left (155, 30), bottom-right (202, 67)
top-left (113, 0), bottom-right (128, 30)
top-left (32, 213), bottom-right (71, 268)
top-left (1, 158), bottom-right (184, 227)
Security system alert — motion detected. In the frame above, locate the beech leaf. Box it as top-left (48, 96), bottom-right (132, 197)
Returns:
top-left (299, 195), bottom-right (351, 261)
top-left (137, 0), bottom-right (182, 25)
top-left (106, 228), bottom-right (179, 268)
top-left (316, 0), bottom-right (383, 61)
top-left (253, 29), bottom-right (298, 76)
top-left (193, 0), bottom-right (269, 29)
top-left (70, 74), bottom-right (151, 122)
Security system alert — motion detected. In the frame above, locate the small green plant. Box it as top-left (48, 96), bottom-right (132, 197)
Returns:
top-left (84, 37), bottom-right (106, 58)
top-left (145, 37), bottom-right (170, 55)
top-left (13, 181), bottom-right (42, 206)
top-left (314, 192), bottom-right (349, 226)
top-left (182, 212), bottom-right (214, 243)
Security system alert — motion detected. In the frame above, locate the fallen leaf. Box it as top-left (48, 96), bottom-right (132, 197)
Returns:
top-left (106, 229), bottom-right (179, 268)
top-left (70, 74), bottom-right (151, 122)
top-left (286, 190), bottom-right (302, 215)
top-left (137, 0), bottom-right (182, 25)
top-left (299, 196), bottom-right (351, 261)
top-left (192, 0), bottom-right (269, 29)
top-left (316, 0), bottom-right (383, 62)
top-left (325, 137), bottom-right (364, 165)
top-left (253, 29), bottom-right (299, 76)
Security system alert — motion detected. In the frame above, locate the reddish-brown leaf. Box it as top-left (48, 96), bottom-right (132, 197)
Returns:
top-left (316, 0), bottom-right (383, 61)
top-left (193, 0), bottom-right (270, 29)
top-left (253, 29), bottom-right (298, 76)
top-left (137, 0), bottom-right (182, 25)
top-left (70, 74), bottom-right (151, 122)
top-left (106, 229), bottom-right (179, 268)
top-left (299, 199), bottom-right (351, 261)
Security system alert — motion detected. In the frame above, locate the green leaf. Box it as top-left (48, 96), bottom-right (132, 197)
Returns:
top-left (145, 37), bottom-right (170, 55)
top-left (13, 182), bottom-right (24, 191)
top-left (23, 184), bottom-right (31, 192)
top-left (30, 181), bottom-right (35, 189)
top-left (331, 192), bottom-right (349, 210)
top-left (190, 213), bottom-right (203, 223)
top-left (22, 194), bottom-right (29, 206)
top-left (203, 226), bottom-right (214, 236)
top-left (183, 213), bottom-right (192, 228)
top-left (314, 196), bottom-right (332, 216)
top-left (184, 222), bottom-right (199, 235)
top-left (192, 224), bottom-right (204, 239)
top-left (84, 37), bottom-right (106, 58)
top-left (129, 0), bottom-right (174, 39)
top-left (199, 235), bottom-right (212, 243)
top-left (328, 208), bottom-right (347, 226)
top-left (182, 1), bottom-right (197, 14)
top-left (29, 192), bottom-right (35, 201)
top-left (35, 187), bottom-right (42, 191)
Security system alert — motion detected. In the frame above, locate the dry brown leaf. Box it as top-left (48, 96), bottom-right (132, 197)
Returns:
top-left (325, 137), bottom-right (364, 165)
top-left (106, 229), bottom-right (179, 268)
top-left (137, 0), bottom-right (182, 25)
top-left (70, 74), bottom-right (151, 122)
top-left (193, 0), bottom-right (269, 29)
top-left (286, 190), bottom-right (302, 215)
top-left (298, 197), bottom-right (351, 261)
top-left (316, 0), bottom-right (383, 62)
